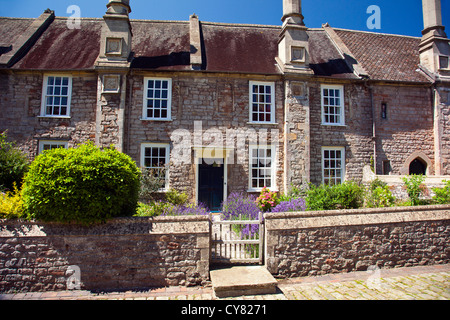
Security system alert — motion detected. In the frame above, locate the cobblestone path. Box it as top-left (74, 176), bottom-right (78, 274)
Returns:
top-left (1, 264), bottom-right (448, 300)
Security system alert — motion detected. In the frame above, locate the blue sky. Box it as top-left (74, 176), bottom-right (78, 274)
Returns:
top-left (0, 0), bottom-right (449, 37)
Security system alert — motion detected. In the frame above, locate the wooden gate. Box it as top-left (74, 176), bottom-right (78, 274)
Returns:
top-left (210, 212), bottom-right (264, 265)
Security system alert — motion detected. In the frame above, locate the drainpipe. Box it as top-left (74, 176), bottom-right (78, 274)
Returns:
top-left (364, 79), bottom-right (377, 174)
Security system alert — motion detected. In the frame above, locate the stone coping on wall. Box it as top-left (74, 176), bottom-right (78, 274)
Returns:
top-left (264, 204), bottom-right (450, 230)
top-left (0, 215), bottom-right (211, 238)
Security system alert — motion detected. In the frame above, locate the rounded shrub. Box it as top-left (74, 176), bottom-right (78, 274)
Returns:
top-left (22, 142), bottom-right (140, 224)
top-left (0, 131), bottom-right (29, 191)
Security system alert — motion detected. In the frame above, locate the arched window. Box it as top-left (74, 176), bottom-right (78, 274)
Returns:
top-left (409, 158), bottom-right (427, 175)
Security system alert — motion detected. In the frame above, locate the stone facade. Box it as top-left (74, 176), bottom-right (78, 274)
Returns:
top-left (0, 0), bottom-right (449, 203)
top-left (0, 72), bottom-right (97, 159)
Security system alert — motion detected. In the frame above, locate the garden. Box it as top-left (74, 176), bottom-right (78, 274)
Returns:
top-left (1, 131), bottom-right (450, 234)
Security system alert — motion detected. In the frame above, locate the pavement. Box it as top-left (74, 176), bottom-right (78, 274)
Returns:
top-left (1, 263), bottom-right (449, 301)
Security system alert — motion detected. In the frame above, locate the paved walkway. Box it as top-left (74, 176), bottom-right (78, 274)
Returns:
top-left (1, 264), bottom-right (449, 300)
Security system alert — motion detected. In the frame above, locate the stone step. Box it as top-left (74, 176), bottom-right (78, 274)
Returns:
top-left (210, 265), bottom-right (278, 298)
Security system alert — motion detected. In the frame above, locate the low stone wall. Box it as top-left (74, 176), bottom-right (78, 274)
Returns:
top-left (362, 165), bottom-right (450, 200)
top-left (265, 205), bottom-right (450, 278)
top-left (0, 216), bottom-right (210, 293)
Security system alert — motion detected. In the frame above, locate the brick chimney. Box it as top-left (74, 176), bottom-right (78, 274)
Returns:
top-left (277, 0), bottom-right (312, 74)
top-left (419, 0), bottom-right (450, 75)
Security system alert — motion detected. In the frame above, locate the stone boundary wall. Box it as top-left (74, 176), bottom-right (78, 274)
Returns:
top-left (265, 205), bottom-right (450, 278)
top-left (0, 216), bottom-right (210, 293)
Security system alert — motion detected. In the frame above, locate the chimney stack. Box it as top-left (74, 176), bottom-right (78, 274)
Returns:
top-left (282, 0), bottom-right (304, 26)
top-left (422, 0), bottom-right (443, 31)
top-left (419, 0), bottom-right (450, 75)
top-left (277, 0), bottom-right (312, 74)
top-left (95, 0), bottom-right (132, 69)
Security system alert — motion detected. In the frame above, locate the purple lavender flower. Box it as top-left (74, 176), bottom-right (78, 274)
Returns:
top-left (272, 198), bottom-right (306, 213)
top-left (162, 202), bottom-right (209, 216)
top-left (221, 192), bottom-right (260, 221)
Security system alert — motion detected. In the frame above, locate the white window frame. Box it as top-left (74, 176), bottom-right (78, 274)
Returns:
top-left (142, 78), bottom-right (172, 121)
top-left (322, 146), bottom-right (345, 185)
top-left (38, 140), bottom-right (68, 154)
top-left (321, 84), bottom-right (345, 126)
top-left (40, 75), bottom-right (72, 118)
top-left (248, 145), bottom-right (277, 192)
top-left (140, 143), bottom-right (170, 191)
top-left (249, 81), bottom-right (276, 124)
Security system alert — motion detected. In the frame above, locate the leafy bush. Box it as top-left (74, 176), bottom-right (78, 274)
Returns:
top-left (279, 184), bottom-right (307, 202)
top-left (402, 174), bottom-right (427, 206)
top-left (0, 184), bottom-right (25, 219)
top-left (139, 167), bottom-right (167, 201)
top-left (0, 131), bottom-right (29, 191)
top-left (272, 197), bottom-right (306, 213)
top-left (305, 181), bottom-right (364, 211)
top-left (134, 201), bottom-right (170, 217)
top-left (255, 187), bottom-right (279, 212)
top-left (165, 189), bottom-right (188, 206)
top-left (22, 142), bottom-right (141, 224)
top-left (432, 180), bottom-right (450, 204)
top-left (364, 178), bottom-right (396, 208)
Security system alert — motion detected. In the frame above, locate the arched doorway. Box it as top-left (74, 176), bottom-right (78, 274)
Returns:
top-left (409, 158), bottom-right (427, 175)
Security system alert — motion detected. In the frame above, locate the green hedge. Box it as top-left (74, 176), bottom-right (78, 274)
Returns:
top-left (305, 181), bottom-right (364, 211)
top-left (22, 142), bottom-right (140, 224)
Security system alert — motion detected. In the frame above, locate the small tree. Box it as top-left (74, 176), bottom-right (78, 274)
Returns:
top-left (432, 180), bottom-right (450, 204)
top-left (402, 174), bottom-right (427, 206)
top-left (0, 131), bottom-right (29, 191)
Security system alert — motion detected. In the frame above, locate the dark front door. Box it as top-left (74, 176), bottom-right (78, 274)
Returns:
top-left (198, 159), bottom-right (224, 212)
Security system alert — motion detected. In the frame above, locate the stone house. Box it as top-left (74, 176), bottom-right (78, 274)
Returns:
top-left (0, 0), bottom-right (449, 210)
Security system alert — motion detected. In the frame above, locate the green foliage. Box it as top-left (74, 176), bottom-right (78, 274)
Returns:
top-left (364, 178), bottom-right (396, 208)
top-left (0, 131), bottom-right (29, 191)
top-left (255, 187), bottom-right (280, 212)
top-left (139, 167), bottom-right (167, 201)
top-left (305, 181), bottom-right (364, 211)
top-left (402, 174), bottom-right (427, 206)
top-left (279, 184), bottom-right (307, 202)
top-left (134, 201), bottom-right (170, 217)
top-left (22, 142), bottom-right (141, 224)
top-left (0, 183), bottom-right (25, 219)
top-left (432, 180), bottom-right (450, 204)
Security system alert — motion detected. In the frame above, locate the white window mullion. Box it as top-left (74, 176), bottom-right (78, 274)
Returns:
top-left (249, 81), bottom-right (275, 124)
top-left (140, 143), bottom-right (170, 190)
top-left (321, 84), bottom-right (344, 126)
top-left (143, 78), bottom-right (172, 121)
top-left (322, 146), bottom-right (345, 184)
top-left (41, 75), bottom-right (72, 118)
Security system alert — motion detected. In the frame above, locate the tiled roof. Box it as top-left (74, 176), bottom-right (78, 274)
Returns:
top-left (334, 29), bottom-right (430, 83)
top-left (130, 20), bottom-right (191, 71)
top-left (10, 18), bottom-right (101, 70)
top-left (308, 29), bottom-right (358, 79)
top-left (0, 15), bottom-right (433, 83)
